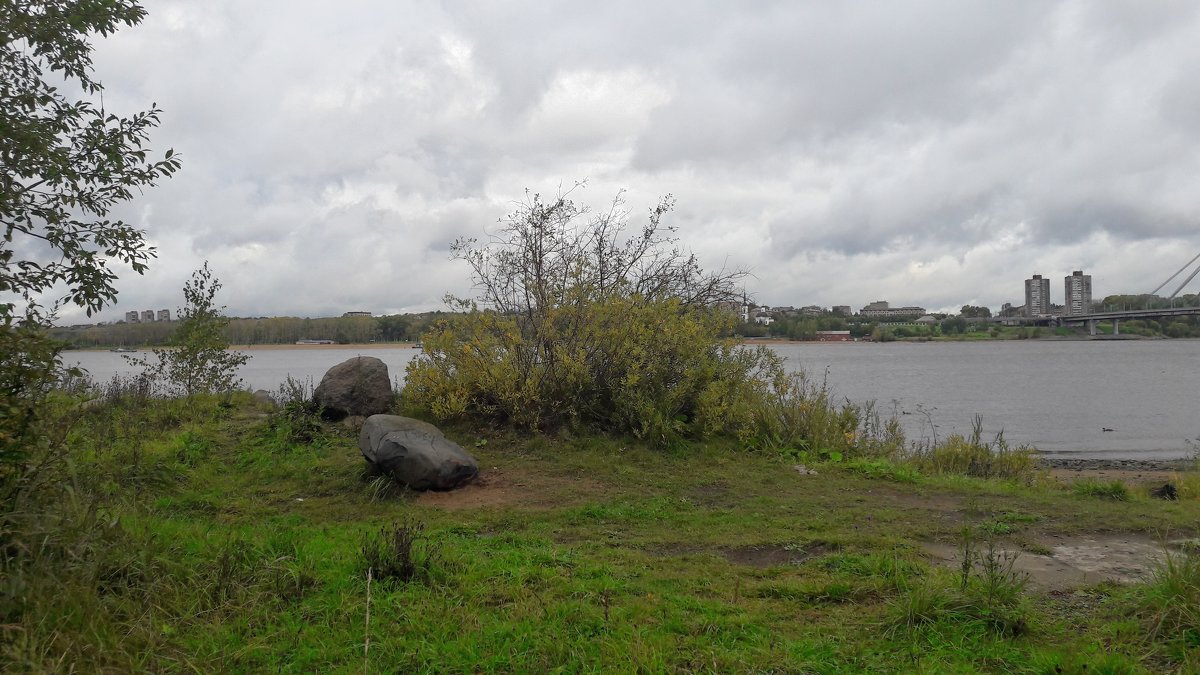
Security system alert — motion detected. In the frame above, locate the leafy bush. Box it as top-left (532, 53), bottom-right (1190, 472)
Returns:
top-left (404, 187), bottom-right (930, 455)
top-left (404, 188), bottom-right (779, 444)
top-left (0, 324), bottom-right (73, 510)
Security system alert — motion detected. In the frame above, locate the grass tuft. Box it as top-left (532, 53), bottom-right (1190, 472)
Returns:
top-left (1072, 479), bottom-right (1130, 501)
top-left (1138, 547), bottom-right (1200, 652)
top-left (908, 415), bottom-right (1037, 481)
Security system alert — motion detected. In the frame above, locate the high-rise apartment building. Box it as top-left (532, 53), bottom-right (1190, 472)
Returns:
top-left (1024, 274), bottom-right (1051, 316)
top-left (1064, 270), bottom-right (1092, 316)
top-left (125, 310), bottom-right (140, 323)
top-left (157, 309), bottom-right (171, 322)
top-left (141, 310), bottom-right (155, 322)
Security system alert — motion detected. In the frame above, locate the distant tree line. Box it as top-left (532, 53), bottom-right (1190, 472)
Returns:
top-left (49, 313), bottom-right (451, 348)
top-left (58, 291), bottom-right (1200, 348)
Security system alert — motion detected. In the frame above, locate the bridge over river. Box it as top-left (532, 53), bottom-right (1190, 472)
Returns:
top-left (990, 252), bottom-right (1200, 334)
top-left (1057, 306), bottom-right (1200, 335)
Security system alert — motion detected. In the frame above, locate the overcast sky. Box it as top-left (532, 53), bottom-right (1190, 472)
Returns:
top-left (59, 0), bottom-right (1200, 322)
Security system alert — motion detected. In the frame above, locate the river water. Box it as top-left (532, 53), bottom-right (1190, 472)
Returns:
top-left (65, 340), bottom-right (1200, 460)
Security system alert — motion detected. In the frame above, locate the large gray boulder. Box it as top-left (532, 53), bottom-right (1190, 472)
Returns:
top-left (314, 356), bottom-right (392, 419)
top-left (359, 415), bottom-right (479, 490)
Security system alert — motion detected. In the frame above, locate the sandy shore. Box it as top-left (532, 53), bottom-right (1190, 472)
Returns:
top-left (230, 342), bottom-right (419, 351)
top-left (1038, 457), bottom-right (1195, 485)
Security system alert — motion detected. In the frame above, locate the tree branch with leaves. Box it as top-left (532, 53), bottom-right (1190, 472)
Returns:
top-left (1, 0), bottom-right (178, 497)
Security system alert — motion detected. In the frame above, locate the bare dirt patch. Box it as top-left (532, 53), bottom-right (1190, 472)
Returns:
top-left (417, 466), bottom-right (603, 511)
top-left (641, 542), bottom-right (835, 568)
top-left (922, 533), bottom-right (1178, 591)
top-left (690, 481), bottom-right (733, 507)
top-left (1048, 468), bottom-right (1181, 487)
top-left (722, 542), bottom-right (834, 568)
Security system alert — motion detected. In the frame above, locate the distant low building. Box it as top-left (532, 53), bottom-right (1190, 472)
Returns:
top-left (862, 300), bottom-right (889, 312)
top-left (800, 305), bottom-right (824, 316)
top-left (832, 305), bottom-right (852, 316)
top-left (343, 311), bottom-right (372, 317)
top-left (859, 301), bottom-right (927, 319)
top-left (815, 330), bottom-right (851, 341)
top-left (999, 302), bottom-right (1025, 318)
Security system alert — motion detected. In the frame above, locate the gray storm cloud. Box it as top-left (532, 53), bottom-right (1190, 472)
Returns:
top-left (58, 0), bottom-right (1200, 321)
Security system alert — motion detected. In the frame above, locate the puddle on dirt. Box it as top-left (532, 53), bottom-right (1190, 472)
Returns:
top-left (922, 534), bottom-right (1179, 591)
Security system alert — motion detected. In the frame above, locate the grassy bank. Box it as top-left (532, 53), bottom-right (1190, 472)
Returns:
top-left (4, 388), bottom-right (1198, 672)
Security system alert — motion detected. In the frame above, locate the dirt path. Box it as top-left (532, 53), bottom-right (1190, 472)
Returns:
top-left (923, 534), bottom-right (1198, 591)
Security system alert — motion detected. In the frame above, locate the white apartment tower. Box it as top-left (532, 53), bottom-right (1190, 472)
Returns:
top-left (1024, 274), bottom-right (1051, 316)
top-left (1064, 270), bottom-right (1092, 316)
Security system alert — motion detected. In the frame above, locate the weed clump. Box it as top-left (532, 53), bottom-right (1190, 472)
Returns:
top-left (889, 529), bottom-right (1030, 638)
top-left (908, 415), bottom-right (1036, 481)
top-left (1135, 547), bottom-right (1200, 663)
top-left (265, 376), bottom-right (324, 446)
top-left (751, 371), bottom-right (905, 461)
top-left (360, 520), bottom-right (443, 586)
top-left (1171, 469), bottom-right (1200, 501)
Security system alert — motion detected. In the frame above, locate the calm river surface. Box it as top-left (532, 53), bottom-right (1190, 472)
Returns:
top-left (66, 340), bottom-right (1200, 460)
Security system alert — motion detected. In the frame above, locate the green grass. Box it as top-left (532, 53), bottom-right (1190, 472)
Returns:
top-left (1072, 479), bottom-right (1132, 501)
top-left (3, 394), bottom-right (1200, 672)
